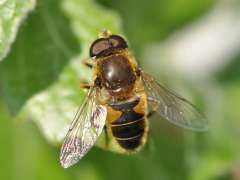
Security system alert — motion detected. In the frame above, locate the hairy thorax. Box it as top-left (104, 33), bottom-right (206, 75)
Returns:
top-left (96, 53), bottom-right (137, 102)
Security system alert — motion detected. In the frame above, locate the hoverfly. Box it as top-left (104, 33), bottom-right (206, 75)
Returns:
top-left (60, 30), bottom-right (207, 168)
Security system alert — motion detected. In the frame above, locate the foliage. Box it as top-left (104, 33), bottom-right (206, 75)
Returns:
top-left (0, 0), bottom-right (35, 60)
top-left (0, 0), bottom-right (240, 180)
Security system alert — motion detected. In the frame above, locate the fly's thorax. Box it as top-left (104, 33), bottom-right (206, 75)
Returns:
top-left (96, 52), bottom-right (138, 98)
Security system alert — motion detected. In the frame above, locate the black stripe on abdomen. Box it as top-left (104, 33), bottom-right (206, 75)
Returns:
top-left (111, 110), bottom-right (145, 150)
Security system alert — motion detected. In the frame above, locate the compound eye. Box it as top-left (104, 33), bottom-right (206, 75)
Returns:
top-left (108, 35), bottom-right (128, 49)
top-left (89, 35), bottom-right (128, 58)
top-left (90, 38), bottom-right (109, 58)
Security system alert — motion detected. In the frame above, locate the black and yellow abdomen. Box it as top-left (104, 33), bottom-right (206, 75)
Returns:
top-left (106, 94), bottom-right (148, 152)
top-left (111, 110), bottom-right (145, 150)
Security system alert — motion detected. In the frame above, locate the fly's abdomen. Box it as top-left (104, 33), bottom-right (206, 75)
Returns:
top-left (111, 111), bottom-right (145, 150)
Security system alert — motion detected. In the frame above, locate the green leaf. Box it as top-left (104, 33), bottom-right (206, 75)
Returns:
top-left (99, 0), bottom-right (215, 55)
top-left (17, 0), bottom-right (122, 144)
top-left (0, 0), bottom-right (36, 61)
top-left (0, 0), bottom-right (81, 114)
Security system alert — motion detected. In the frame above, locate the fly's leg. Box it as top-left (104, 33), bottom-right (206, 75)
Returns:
top-left (80, 83), bottom-right (91, 90)
top-left (82, 58), bottom-right (93, 69)
top-left (147, 111), bottom-right (155, 118)
top-left (104, 125), bottom-right (109, 148)
top-left (80, 83), bottom-right (91, 93)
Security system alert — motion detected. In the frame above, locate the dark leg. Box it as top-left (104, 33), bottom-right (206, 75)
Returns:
top-left (80, 83), bottom-right (91, 90)
top-left (104, 126), bottom-right (109, 148)
top-left (82, 58), bottom-right (93, 69)
top-left (147, 111), bottom-right (155, 118)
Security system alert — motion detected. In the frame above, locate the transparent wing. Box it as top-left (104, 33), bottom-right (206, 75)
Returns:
top-left (60, 87), bottom-right (107, 168)
top-left (141, 71), bottom-right (208, 131)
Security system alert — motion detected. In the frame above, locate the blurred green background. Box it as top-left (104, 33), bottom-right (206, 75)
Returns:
top-left (1, 0), bottom-right (240, 180)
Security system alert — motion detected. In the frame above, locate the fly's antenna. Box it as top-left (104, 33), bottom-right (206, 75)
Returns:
top-left (98, 29), bottom-right (112, 38)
